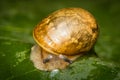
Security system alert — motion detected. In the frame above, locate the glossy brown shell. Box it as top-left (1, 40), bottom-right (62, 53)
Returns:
top-left (33, 8), bottom-right (98, 56)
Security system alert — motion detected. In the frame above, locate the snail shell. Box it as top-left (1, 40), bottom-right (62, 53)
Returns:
top-left (33, 8), bottom-right (98, 56)
top-left (31, 8), bottom-right (99, 71)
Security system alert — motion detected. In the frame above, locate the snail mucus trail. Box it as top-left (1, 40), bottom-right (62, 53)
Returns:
top-left (30, 8), bottom-right (99, 71)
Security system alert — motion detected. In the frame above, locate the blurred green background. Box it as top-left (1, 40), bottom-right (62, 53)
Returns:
top-left (0, 0), bottom-right (120, 80)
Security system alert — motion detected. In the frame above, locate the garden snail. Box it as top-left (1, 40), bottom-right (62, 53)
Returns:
top-left (30, 8), bottom-right (99, 71)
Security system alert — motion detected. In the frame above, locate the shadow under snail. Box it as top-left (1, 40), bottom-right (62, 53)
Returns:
top-left (30, 8), bottom-right (99, 71)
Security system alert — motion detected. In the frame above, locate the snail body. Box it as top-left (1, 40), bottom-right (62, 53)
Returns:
top-left (31, 8), bottom-right (99, 71)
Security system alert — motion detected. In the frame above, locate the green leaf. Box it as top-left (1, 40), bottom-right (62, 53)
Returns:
top-left (0, 38), bottom-right (120, 80)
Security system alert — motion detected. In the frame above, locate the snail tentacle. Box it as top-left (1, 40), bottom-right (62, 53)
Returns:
top-left (59, 54), bottom-right (72, 64)
top-left (43, 54), bottom-right (53, 63)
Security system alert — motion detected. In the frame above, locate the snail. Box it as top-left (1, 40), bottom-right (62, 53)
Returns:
top-left (30, 8), bottom-right (99, 71)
